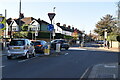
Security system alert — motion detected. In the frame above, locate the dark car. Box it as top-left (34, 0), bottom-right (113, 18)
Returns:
top-left (32, 40), bottom-right (47, 53)
top-left (51, 39), bottom-right (69, 50)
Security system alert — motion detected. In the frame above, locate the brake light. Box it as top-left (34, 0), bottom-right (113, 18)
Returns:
top-left (36, 45), bottom-right (42, 47)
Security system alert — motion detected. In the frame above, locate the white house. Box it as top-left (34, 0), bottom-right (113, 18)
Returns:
top-left (11, 20), bottom-right (19, 31)
top-left (54, 24), bottom-right (62, 34)
top-left (29, 20), bottom-right (40, 31)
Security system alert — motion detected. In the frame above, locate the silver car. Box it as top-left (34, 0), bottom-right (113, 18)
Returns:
top-left (7, 39), bottom-right (35, 59)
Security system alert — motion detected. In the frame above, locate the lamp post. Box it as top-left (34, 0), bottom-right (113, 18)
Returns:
top-left (4, 9), bottom-right (7, 48)
top-left (81, 30), bottom-right (85, 47)
top-left (118, 1), bottom-right (120, 28)
top-left (53, 7), bottom-right (56, 40)
top-left (18, 0), bottom-right (21, 38)
top-left (104, 29), bottom-right (107, 40)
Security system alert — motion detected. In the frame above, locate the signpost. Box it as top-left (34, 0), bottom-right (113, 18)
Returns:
top-left (48, 13), bottom-right (56, 43)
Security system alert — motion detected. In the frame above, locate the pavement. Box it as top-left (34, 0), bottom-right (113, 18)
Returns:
top-left (88, 63), bottom-right (118, 79)
top-left (83, 47), bottom-right (120, 52)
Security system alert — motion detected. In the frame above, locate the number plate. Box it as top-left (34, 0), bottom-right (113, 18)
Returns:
top-left (14, 47), bottom-right (20, 49)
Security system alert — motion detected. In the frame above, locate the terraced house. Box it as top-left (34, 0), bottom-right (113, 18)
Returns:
top-left (4, 14), bottom-right (83, 41)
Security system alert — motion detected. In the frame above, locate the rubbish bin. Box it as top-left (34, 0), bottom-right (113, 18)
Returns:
top-left (56, 43), bottom-right (61, 53)
top-left (44, 44), bottom-right (50, 55)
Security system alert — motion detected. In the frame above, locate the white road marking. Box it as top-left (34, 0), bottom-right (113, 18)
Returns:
top-left (113, 74), bottom-right (116, 79)
top-left (69, 47), bottom-right (87, 51)
top-left (0, 66), bottom-right (5, 68)
top-left (65, 53), bottom-right (68, 55)
top-left (18, 56), bottom-right (38, 63)
top-left (89, 50), bottom-right (97, 51)
top-left (104, 65), bottom-right (116, 68)
top-left (18, 59), bottom-right (28, 63)
top-left (80, 67), bottom-right (90, 79)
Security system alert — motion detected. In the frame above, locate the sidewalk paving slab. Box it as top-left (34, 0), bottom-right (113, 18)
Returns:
top-left (88, 63), bottom-right (118, 79)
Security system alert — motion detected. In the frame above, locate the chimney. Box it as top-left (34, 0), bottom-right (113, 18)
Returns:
top-left (56, 23), bottom-right (60, 26)
top-left (68, 25), bottom-right (71, 29)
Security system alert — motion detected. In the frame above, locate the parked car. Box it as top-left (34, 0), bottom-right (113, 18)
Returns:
top-left (32, 40), bottom-right (47, 53)
top-left (96, 40), bottom-right (104, 44)
top-left (51, 39), bottom-right (69, 50)
top-left (7, 39), bottom-right (35, 59)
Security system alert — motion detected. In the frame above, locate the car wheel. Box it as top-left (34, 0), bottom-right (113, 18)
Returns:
top-left (7, 56), bottom-right (12, 59)
top-left (65, 47), bottom-right (69, 50)
top-left (24, 52), bottom-right (29, 59)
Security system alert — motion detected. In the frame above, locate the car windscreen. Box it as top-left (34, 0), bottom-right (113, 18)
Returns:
top-left (10, 40), bottom-right (25, 46)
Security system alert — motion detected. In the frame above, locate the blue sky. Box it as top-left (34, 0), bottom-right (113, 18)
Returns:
top-left (0, 0), bottom-right (119, 34)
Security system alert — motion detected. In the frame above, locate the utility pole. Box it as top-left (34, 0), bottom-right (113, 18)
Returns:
top-left (19, 0), bottom-right (21, 38)
top-left (53, 7), bottom-right (56, 40)
top-left (4, 9), bottom-right (7, 48)
top-left (118, 1), bottom-right (120, 27)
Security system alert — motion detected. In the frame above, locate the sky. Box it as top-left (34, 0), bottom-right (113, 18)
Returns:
top-left (0, 0), bottom-right (119, 34)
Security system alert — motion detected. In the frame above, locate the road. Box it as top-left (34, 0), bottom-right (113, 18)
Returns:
top-left (1, 43), bottom-right (118, 79)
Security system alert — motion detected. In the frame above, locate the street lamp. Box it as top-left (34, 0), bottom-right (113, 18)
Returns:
top-left (53, 7), bottom-right (56, 40)
top-left (104, 29), bottom-right (107, 40)
top-left (81, 30), bottom-right (85, 47)
top-left (118, 1), bottom-right (120, 27)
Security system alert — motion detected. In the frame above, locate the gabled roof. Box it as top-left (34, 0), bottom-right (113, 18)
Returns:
top-left (30, 19), bottom-right (50, 25)
top-left (21, 17), bottom-right (34, 24)
top-left (6, 18), bottom-right (12, 25)
top-left (58, 26), bottom-right (74, 32)
top-left (14, 18), bottom-right (24, 26)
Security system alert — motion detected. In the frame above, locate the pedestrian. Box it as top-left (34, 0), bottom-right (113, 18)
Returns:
top-left (107, 41), bottom-right (110, 49)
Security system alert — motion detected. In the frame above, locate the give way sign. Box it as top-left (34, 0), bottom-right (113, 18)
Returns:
top-left (48, 13), bottom-right (56, 21)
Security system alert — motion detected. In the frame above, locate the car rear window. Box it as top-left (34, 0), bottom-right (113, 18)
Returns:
top-left (10, 40), bottom-right (25, 46)
top-left (34, 42), bottom-right (41, 45)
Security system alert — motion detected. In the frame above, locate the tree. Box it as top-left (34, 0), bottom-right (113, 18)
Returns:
top-left (13, 31), bottom-right (28, 38)
top-left (21, 24), bottom-right (28, 31)
top-left (94, 14), bottom-right (117, 37)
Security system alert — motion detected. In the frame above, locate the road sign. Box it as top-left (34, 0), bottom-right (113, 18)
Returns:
top-left (0, 23), bottom-right (4, 29)
top-left (48, 24), bottom-right (54, 31)
top-left (35, 31), bottom-right (38, 36)
top-left (48, 13), bottom-right (56, 21)
top-left (0, 16), bottom-right (6, 30)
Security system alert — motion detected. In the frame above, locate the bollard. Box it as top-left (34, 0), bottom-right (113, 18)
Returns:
top-left (44, 44), bottom-right (50, 55)
top-left (56, 43), bottom-right (61, 53)
top-left (81, 42), bottom-right (84, 47)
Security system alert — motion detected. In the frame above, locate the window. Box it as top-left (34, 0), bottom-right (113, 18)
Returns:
top-left (10, 40), bottom-right (25, 46)
top-left (34, 42), bottom-right (41, 46)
